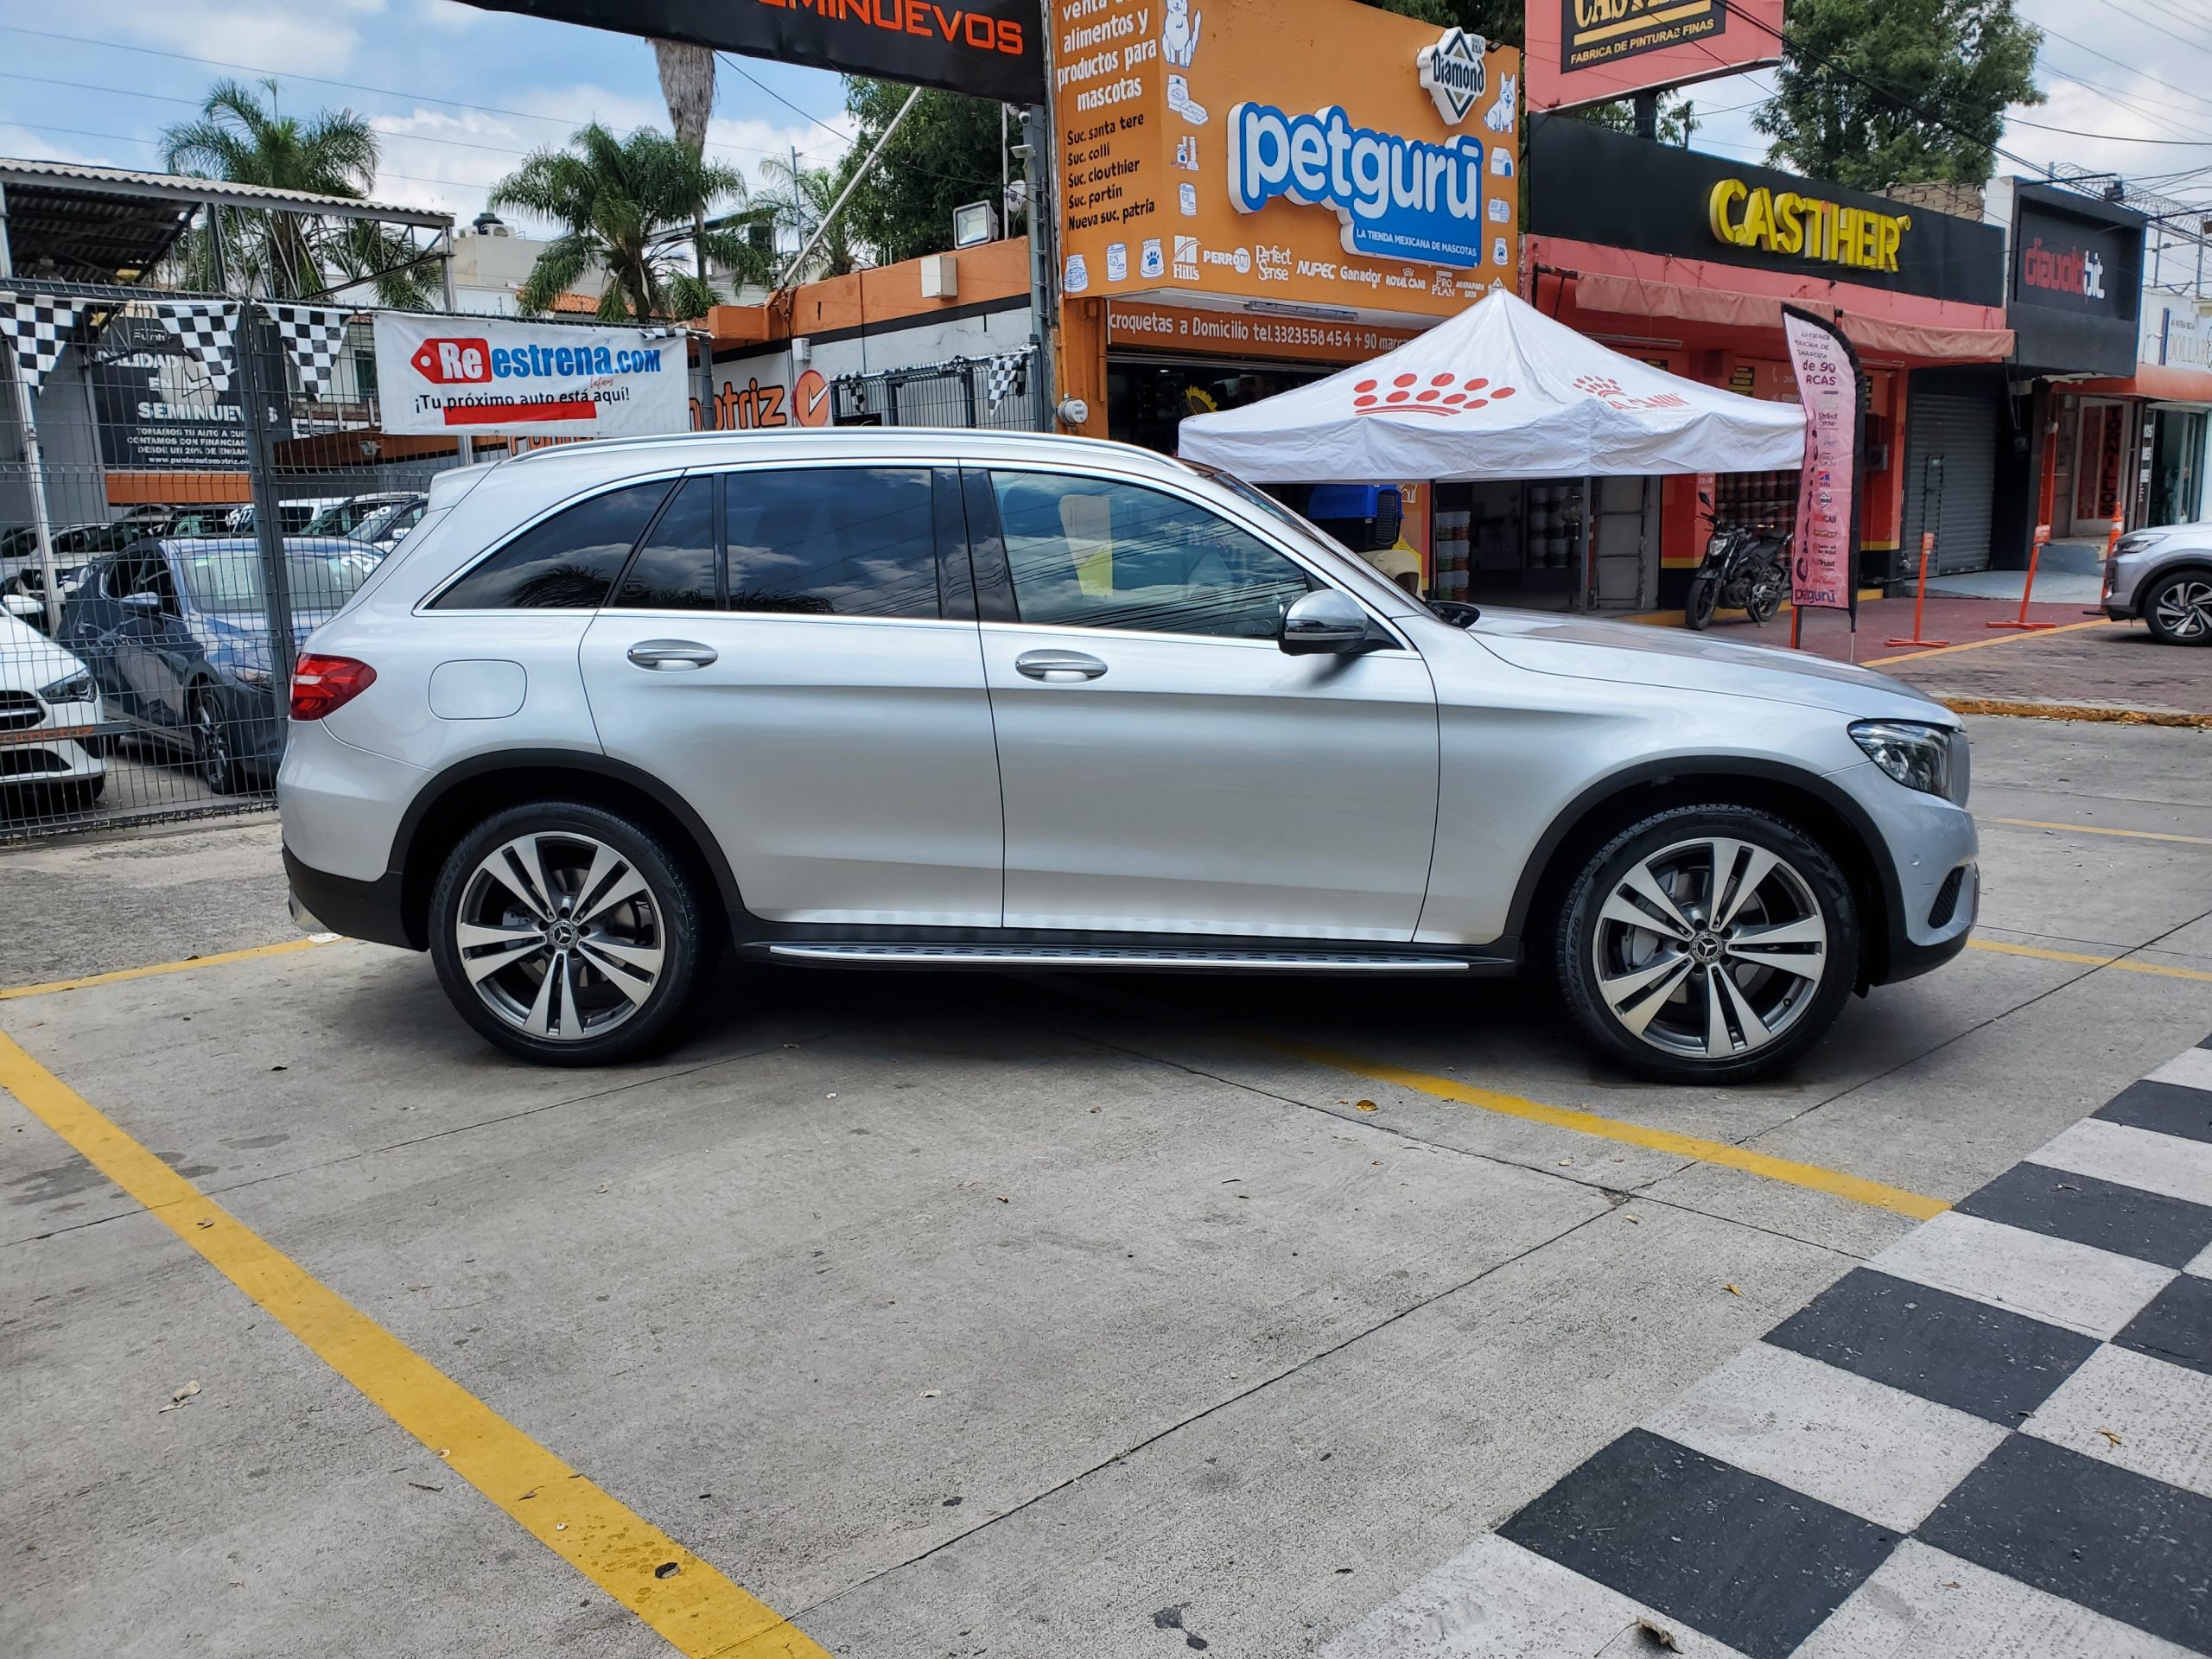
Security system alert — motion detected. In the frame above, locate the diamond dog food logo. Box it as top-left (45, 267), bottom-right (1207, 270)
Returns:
top-left (1351, 370), bottom-right (1519, 415)
top-left (1418, 27), bottom-right (1488, 124)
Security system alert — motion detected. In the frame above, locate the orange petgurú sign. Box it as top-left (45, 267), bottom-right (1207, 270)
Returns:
top-left (1052, 0), bottom-right (1519, 321)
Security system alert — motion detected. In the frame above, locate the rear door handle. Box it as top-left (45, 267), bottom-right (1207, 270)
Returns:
top-left (1014, 649), bottom-right (1108, 683)
top-left (626, 639), bottom-right (718, 671)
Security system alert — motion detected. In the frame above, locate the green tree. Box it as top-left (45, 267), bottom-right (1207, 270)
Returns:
top-left (1356, 0), bottom-right (1521, 47)
top-left (489, 124), bottom-right (766, 321)
top-left (837, 80), bottom-right (1016, 265)
top-left (1753, 0), bottom-right (2043, 188)
top-left (160, 79), bottom-right (435, 305)
top-left (651, 39), bottom-right (719, 287)
top-left (757, 153), bottom-right (868, 280)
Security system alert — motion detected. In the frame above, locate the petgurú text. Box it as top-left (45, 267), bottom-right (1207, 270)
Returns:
top-left (1226, 103), bottom-right (1489, 269)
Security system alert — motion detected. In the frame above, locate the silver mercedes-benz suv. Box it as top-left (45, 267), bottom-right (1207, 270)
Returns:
top-left (278, 430), bottom-right (1977, 1083)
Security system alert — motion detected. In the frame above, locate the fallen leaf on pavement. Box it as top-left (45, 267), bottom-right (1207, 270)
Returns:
top-left (159, 1380), bottom-right (201, 1412)
top-left (1634, 1615), bottom-right (1681, 1651)
top-left (2097, 1427), bottom-right (2123, 1447)
top-left (1723, 1284), bottom-right (1742, 1296)
top-left (1354, 1100), bottom-right (1378, 1112)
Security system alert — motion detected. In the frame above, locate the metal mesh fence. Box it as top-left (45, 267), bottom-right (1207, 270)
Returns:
top-left (831, 352), bottom-right (1042, 432)
top-left (0, 282), bottom-right (668, 842)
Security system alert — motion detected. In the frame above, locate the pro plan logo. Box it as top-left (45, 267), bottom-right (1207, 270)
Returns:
top-left (1417, 27), bottom-right (1488, 124)
top-left (412, 336), bottom-right (492, 384)
top-left (1572, 372), bottom-right (1689, 411)
top-left (1351, 369), bottom-right (1517, 415)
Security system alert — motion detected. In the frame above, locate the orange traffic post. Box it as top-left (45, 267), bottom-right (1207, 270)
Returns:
top-left (1987, 523), bottom-right (2059, 632)
top-left (2090, 512), bottom-right (2125, 616)
top-left (1887, 531), bottom-right (1950, 647)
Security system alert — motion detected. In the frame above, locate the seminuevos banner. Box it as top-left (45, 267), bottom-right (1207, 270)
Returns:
top-left (373, 315), bottom-right (690, 440)
top-left (1780, 303), bottom-right (1862, 620)
top-left (459, 0), bottom-right (1044, 105)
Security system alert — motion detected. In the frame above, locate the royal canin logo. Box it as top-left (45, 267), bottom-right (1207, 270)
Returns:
top-left (1351, 370), bottom-right (1517, 415)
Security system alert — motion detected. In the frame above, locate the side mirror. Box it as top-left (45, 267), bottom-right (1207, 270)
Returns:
top-left (1280, 589), bottom-right (1376, 656)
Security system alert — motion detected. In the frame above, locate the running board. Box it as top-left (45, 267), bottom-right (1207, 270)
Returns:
top-left (763, 943), bottom-right (1481, 972)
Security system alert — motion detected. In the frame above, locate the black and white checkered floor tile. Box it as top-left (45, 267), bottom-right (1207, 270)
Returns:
top-left (1328, 1035), bottom-right (2212, 1659)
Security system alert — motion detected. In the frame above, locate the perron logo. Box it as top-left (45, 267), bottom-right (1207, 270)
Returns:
top-left (1560, 0), bottom-right (1725, 71)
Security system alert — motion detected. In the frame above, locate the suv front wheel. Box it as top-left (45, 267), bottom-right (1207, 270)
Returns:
top-left (428, 801), bottom-right (707, 1065)
top-left (1555, 804), bottom-right (1860, 1084)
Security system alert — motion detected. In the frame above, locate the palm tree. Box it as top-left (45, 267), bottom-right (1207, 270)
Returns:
top-left (489, 124), bottom-right (766, 321)
top-left (652, 39), bottom-right (717, 286)
top-left (756, 153), bottom-right (868, 281)
top-left (160, 79), bottom-right (435, 306)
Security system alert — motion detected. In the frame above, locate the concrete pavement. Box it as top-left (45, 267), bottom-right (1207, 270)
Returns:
top-left (5, 715), bottom-right (2211, 1657)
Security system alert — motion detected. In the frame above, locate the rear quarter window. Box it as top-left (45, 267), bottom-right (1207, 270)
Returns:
top-left (433, 480), bottom-right (674, 610)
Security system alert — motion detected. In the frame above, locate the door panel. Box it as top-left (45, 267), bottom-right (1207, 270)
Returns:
top-left (578, 466), bottom-right (1002, 928)
top-left (981, 628), bottom-right (1438, 938)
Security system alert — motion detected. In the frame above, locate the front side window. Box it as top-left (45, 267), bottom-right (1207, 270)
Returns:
top-left (723, 467), bottom-right (938, 620)
top-left (435, 480), bottom-right (673, 610)
top-left (990, 473), bottom-right (1312, 639)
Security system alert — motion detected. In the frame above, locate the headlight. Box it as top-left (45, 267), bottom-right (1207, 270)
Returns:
top-left (1850, 720), bottom-right (1964, 802)
top-left (232, 666), bottom-right (273, 689)
top-left (38, 668), bottom-right (93, 703)
top-left (2112, 532), bottom-right (2163, 560)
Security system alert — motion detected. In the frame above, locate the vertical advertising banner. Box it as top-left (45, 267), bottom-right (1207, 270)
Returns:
top-left (1781, 304), bottom-right (1862, 619)
top-left (1053, 0), bottom-right (1520, 319)
top-left (1526, 0), bottom-right (1784, 113)
top-left (373, 315), bottom-right (690, 439)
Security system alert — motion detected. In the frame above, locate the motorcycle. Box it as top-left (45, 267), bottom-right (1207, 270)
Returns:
top-left (1685, 497), bottom-right (1791, 631)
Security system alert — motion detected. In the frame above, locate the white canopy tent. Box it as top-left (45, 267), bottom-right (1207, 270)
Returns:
top-left (1176, 288), bottom-right (1806, 482)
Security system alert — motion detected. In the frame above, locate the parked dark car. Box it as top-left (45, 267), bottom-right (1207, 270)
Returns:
top-left (59, 537), bottom-right (384, 791)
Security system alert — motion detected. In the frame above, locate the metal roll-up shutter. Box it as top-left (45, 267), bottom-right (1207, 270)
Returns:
top-left (1900, 370), bottom-right (2003, 575)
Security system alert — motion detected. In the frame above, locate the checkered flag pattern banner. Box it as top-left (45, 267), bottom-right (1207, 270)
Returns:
top-left (148, 299), bottom-right (239, 393)
top-left (0, 291), bottom-right (86, 393)
top-left (265, 302), bottom-right (351, 396)
top-left (985, 350), bottom-right (1027, 410)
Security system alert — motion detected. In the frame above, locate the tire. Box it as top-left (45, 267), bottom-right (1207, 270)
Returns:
top-left (1745, 566), bottom-right (1784, 625)
top-left (1685, 573), bottom-right (1719, 631)
top-left (427, 800), bottom-right (708, 1066)
top-left (2142, 569), bottom-right (2212, 646)
top-left (191, 689), bottom-right (245, 794)
top-left (1554, 804), bottom-right (1861, 1084)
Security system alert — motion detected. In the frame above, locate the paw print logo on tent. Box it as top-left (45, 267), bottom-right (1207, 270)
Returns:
top-left (1572, 373), bottom-right (1624, 400)
top-left (1351, 371), bottom-right (1518, 416)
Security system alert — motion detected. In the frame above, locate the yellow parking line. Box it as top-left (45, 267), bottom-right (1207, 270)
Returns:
top-left (0, 937), bottom-right (334, 1001)
top-left (0, 1031), bottom-right (826, 1659)
top-left (1877, 618), bottom-right (2113, 664)
top-left (1986, 817), bottom-right (2212, 848)
top-left (1268, 1040), bottom-right (1948, 1221)
top-left (1966, 938), bottom-right (2212, 983)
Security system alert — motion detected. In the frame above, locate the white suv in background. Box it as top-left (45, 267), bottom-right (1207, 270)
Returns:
top-left (279, 431), bottom-right (1977, 1082)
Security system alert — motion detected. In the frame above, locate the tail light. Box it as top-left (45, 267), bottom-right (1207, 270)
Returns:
top-left (290, 654), bottom-right (377, 721)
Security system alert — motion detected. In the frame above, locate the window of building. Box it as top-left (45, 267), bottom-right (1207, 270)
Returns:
top-left (723, 467), bottom-right (938, 619)
top-left (990, 473), bottom-right (1312, 639)
top-left (434, 480), bottom-right (673, 610)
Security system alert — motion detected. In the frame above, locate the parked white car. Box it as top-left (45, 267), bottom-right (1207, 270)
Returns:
top-left (0, 612), bottom-right (106, 811)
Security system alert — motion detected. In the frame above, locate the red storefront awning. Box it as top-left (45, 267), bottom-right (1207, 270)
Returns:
top-left (2066, 362), bottom-right (2212, 404)
top-left (1573, 271), bottom-right (2015, 363)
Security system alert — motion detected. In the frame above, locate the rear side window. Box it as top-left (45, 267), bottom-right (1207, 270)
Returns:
top-left (613, 477), bottom-right (715, 611)
top-left (434, 480), bottom-right (672, 609)
top-left (724, 467), bottom-right (938, 619)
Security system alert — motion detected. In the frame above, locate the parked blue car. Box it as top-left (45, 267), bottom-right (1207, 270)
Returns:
top-left (59, 537), bottom-right (383, 792)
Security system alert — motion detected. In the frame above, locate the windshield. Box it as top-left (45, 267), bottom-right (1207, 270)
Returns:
top-left (176, 546), bottom-right (381, 614)
top-left (353, 499), bottom-right (423, 544)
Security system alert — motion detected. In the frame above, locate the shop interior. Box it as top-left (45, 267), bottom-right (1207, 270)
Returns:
top-left (1104, 357), bottom-right (1334, 456)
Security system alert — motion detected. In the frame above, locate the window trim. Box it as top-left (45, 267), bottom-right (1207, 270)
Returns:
top-left (416, 472), bottom-right (684, 614)
top-left (970, 463), bottom-right (1410, 650)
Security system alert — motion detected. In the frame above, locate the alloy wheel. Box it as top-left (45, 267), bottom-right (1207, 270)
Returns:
top-left (194, 697), bottom-right (232, 791)
top-left (453, 831), bottom-right (666, 1041)
top-left (2152, 577), bottom-right (2212, 641)
top-left (1591, 836), bottom-right (1828, 1062)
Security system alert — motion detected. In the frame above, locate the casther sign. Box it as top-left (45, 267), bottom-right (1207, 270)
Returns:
top-left (2006, 181), bottom-right (2145, 376)
top-left (458, 0), bottom-right (1045, 103)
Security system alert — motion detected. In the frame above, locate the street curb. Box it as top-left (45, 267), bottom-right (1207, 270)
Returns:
top-left (1939, 696), bottom-right (2212, 729)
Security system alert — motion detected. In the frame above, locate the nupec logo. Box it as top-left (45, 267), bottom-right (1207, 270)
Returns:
top-left (1351, 369), bottom-right (1518, 415)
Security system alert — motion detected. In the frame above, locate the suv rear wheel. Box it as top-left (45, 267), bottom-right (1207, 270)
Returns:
top-left (428, 801), bottom-right (707, 1065)
top-left (1555, 804), bottom-right (1860, 1084)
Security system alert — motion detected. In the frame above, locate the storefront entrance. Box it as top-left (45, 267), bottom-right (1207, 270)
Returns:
top-left (1105, 356), bottom-right (1334, 457)
top-left (2147, 405), bottom-right (2208, 528)
top-left (2066, 397), bottom-right (2132, 536)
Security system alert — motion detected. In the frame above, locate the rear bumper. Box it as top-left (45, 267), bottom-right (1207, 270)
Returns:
top-left (283, 845), bottom-right (415, 950)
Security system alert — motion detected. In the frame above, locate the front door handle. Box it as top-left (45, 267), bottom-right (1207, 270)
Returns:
top-left (626, 639), bottom-right (718, 671)
top-left (1014, 649), bottom-right (1108, 683)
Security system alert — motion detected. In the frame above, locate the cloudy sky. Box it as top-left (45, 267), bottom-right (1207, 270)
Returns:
top-left (1, 0), bottom-right (2207, 268)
